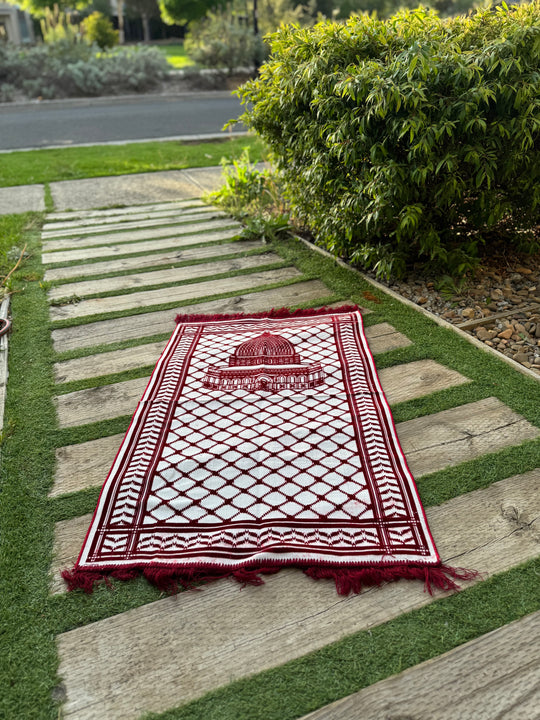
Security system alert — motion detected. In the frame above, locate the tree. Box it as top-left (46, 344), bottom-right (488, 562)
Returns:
top-left (158, 0), bottom-right (227, 25)
top-left (125, 0), bottom-right (160, 41)
top-left (12, 0), bottom-right (91, 15)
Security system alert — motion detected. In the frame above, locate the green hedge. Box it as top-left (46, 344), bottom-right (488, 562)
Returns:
top-left (237, 3), bottom-right (540, 278)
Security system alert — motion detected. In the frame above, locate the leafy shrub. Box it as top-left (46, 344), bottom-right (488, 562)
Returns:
top-left (185, 0), bottom-right (316, 73)
top-left (237, 3), bottom-right (540, 278)
top-left (210, 150), bottom-right (291, 241)
top-left (185, 4), bottom-right (261, 73)
top-left (0, 43), bottom-right (169, 100)
top-left (81, 12), bottom-right (119, 50)
top-left (0, 83), bottom-right (15, 103)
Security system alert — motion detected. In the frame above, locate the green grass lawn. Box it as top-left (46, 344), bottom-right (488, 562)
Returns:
top-left (0, 136), bottom-right (264, 188)
top-left (154, 43), bottom-right (196, 69)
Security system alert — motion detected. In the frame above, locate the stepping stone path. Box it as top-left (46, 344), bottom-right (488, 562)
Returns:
top-left (44, 199), bottom-right (540, 719)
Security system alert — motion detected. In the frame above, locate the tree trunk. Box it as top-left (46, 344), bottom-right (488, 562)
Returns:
top-left (142, 12), bottom-right (150, 43)
top-left (117, 0), bottom-right (125, 44)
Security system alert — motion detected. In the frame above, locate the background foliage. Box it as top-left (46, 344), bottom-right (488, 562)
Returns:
top-left (0, 42), bottom-right (168, 99)
top-left (184, 0), bottom-right (317, 71)
top-left (81, 11), bottom-right (119, 49)
top-left (237, 3), bottom-right (540, 278)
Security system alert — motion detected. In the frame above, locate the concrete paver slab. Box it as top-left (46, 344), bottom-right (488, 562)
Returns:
top-left (0, 184), bottom-right (45, 215)
top-left (184, 167), bottom-right (229, 194)
top-left (50, 171), bottom-right (209, 211)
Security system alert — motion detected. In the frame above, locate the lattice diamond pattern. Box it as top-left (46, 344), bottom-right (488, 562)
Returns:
top-left (144, 320), bottom-right (373, 525)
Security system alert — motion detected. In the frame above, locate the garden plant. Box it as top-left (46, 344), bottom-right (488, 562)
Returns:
top-left (237, 2), bottom-right (540, 279)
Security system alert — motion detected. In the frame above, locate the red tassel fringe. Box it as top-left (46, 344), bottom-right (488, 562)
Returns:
top-left (304, 564), bottom-right (479, 596)
top-left (175, 304), bottom-right (361, 325)
top-left (62, 563), bottom-right (478, 596)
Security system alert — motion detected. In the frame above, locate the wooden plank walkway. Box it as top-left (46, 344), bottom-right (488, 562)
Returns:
top-left (49, 267), bottom-right (302, 321)
top-left (47, 252), bottom-right (282, 300)
top-left (42, 226), bottom-right (243, 265)
top-left (54, 358), bottom-right (470, 428)
top-left (41, 208), bottom-right (227, 239)
top-left (44, 239), bottom-right (265, 282)
top-left (45, 199), bottom-right (205, 223)
top-left (43, 198), bottom-right (540, 720)
top-left (301, 609), bottom-right (540, 720)
top-left (42, 217), bottom-right (238, 253)
top-left (42, 202), bottom-right (209, 232)
top-left (55, 470), bottom-right (540, 719)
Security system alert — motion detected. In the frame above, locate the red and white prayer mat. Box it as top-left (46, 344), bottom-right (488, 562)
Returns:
top-left (64, 307), bottom-right (475, 595)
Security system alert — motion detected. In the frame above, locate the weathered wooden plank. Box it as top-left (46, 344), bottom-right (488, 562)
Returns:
top-left (54, 358), bottom-right (468, 429)
top-left (52, 433), bottom-right (125, 498)
top-left (47, 253), bottom-right (281, 302)
top-left (55, 469), bottom-right (540, 719)
top-left (49, 397), bottom-right (538, 497)
top-left (44, 240), bottom-right (264, 282)
top-left (49, 266), bottom-right (302, 322)
top-left (42, 218), bottom-right (239, 253)
top-left (42, 209), bottom-right (226, 239)
top-left (46, 199), bottom-right (204, 222)
top-left (43, 204), bottom-right (209, 231)
top-left (55, 377), bottom-right (147, 428)
top-left (378, 359), bottom-right (469, 406)
top-left (399, 396), bottom-right (540, 478)
top-left (53, 323), bottom-right (408, 385)
top-left (51, 281), bottom-right (333, 353)
top-left (301, 610), bottom-right (540, 720)
top-left (55, 342), bottom-right (167, 384)
top-left (363, 322), bottom-right (411, 355)
top-left (42, 227), bottom-right (242, 266)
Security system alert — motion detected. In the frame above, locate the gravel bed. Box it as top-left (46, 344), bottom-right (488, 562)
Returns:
top-left (368, 251), bottom-right (540, 377)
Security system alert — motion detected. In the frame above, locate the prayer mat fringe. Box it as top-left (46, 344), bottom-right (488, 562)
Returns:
top-left (62, 562), bottom-right (478, 596)
top-left (174, 304), bottom-right (362, 325)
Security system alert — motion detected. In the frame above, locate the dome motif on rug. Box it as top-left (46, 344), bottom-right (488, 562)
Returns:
top-left (203, 332), bottom-right (325, 392)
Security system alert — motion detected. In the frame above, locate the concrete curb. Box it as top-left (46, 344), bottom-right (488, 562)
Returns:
top-left (295, 235), bottom-right (540, 383)
top-left (0, 90), bottom-right (236, 112)
top-left (0, 131), bottom-right (250, 155)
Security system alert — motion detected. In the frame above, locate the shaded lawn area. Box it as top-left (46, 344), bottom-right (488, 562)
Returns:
top-left (154, 43), bottom-right (196, 69)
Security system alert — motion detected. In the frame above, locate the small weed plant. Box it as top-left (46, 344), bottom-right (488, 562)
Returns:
top-left (209, 149), bottom-right (291, 242)
top-left (237, 2), bottom-right (540, 279)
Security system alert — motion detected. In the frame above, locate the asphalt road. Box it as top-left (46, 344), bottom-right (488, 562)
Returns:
top-left (0, 92), bottom-right (246, 151)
